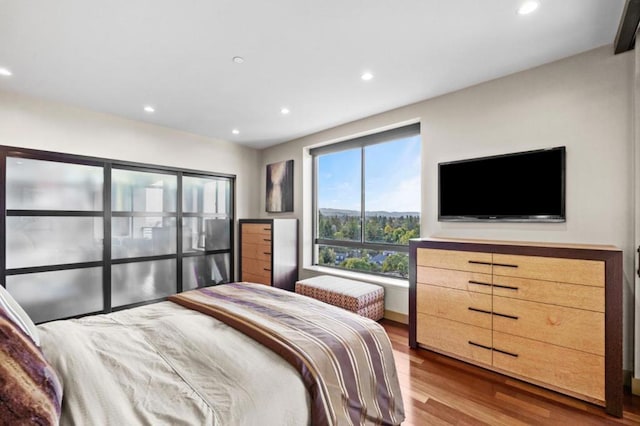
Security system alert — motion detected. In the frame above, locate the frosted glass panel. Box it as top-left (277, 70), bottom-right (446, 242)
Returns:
top-left (183, 177), bottom-right (231, 214)
top-left (112, 217), bottom-right (176, 258)
top-left (6, 267), bottom-right (103, 323)
top-left (182, 253), bottom-right (231, 290)
top-left (6, 157), bottom-right (103, 211)
top-left (182, 218), bottom-right (230, 253)
top-left (111, 260), bottom-right (176, 307)
top-left (6, 217), bottom-right (103, 269)
top-left (112, 169), bottom-right (177, 212)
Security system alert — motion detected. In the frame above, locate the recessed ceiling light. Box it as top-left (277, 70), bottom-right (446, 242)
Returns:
top-left (361, 72), bottom-right (374, 81)
top-left (0, 67), bottom-right (13, 77)
top-left (232, 129), bottom-right (240, 135)
top-left (517, 1), bottom-right (539, 15)
top-left (232, 56), bottom-right (245, 64)
top-left (280, 107), bottom-right (290, 115)
top-left (143, 105), bottom-right (155, 113)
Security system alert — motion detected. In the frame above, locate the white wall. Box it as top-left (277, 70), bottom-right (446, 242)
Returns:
top-left (260, 45), bottom-right (636, 370)
top-left (0, 89), bottom-right (262, 261)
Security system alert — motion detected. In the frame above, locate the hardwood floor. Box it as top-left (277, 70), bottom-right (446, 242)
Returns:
top-left (380, 319), bottom-right (640, 425)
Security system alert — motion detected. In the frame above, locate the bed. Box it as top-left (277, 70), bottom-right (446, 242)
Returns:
top-left (1, 282), bottom-right (405, 425)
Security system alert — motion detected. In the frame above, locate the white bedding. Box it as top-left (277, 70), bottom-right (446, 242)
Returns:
top-left (38, 301), bottom-right (310, 426)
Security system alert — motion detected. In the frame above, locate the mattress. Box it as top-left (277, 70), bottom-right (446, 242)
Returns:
top-left (38, 301), bottom-right (310, 425)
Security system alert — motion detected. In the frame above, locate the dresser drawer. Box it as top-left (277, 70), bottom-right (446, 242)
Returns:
top-left (242, 258), bottom-right (272, 278)
top-left (491, 275), bottom-right (604, 312)
top-left (242, 223), bottom-right (272, 236)
top-left (492, 254), bottom-right (604, 287)
top-left (241, 242), bottom-right (272, 262)
top-left (417, 248), bottom-right (492, 273)
top-left (492, 332), bottom-right (604, 403)
top-left (417, 266), bottom-right (492, 294)
top-left (242, 232), bottom-right (273, 245)
top-left (241, 271), bottom-right (272, 286)
top-left (417, 284), bottom-right (492, 328)
top-left (417, 314), bottom-right (492, 366)
top-left (492, 296), bottom-right (604, 355)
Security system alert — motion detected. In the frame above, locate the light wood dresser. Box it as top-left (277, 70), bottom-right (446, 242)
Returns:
top-left (239, 219), bottom-right (298, 291)
top-left (408, 238), bottom-right (622, 417)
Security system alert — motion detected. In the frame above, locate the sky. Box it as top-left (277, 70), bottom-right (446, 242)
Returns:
top-left (317, 135), bottom-right (421, 212)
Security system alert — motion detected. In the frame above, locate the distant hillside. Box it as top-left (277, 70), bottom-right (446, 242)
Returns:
top-left (319, 208), bottom-right (419, 218)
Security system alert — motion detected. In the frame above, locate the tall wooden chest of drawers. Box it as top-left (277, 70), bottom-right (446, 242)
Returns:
top-left (409, 238), bottom-right (623, 417)
top-left (239, 219), bottom-right (298, 291)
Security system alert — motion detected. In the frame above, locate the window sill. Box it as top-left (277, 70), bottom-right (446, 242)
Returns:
top-left (303, 265), bottom-right (409, 289)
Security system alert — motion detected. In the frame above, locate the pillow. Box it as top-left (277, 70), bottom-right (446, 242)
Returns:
top-left (0, 284), bottom-right (40, 346)
top-left (0, 309), bottom-right (62, 425)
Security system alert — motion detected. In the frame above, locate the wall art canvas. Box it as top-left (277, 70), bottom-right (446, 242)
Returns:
top-left (266, 159), bottom-right (293, 213)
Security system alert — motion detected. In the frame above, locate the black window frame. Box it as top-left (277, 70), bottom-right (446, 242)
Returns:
top-left (311, 123), bottom-right (420, 278)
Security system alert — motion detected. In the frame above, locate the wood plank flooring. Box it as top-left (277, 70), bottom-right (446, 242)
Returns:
top-left (380, 319), bottom-right (640, 425)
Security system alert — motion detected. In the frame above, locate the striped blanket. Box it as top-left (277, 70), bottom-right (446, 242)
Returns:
top-left (169, 282), bottom-right (405, 426)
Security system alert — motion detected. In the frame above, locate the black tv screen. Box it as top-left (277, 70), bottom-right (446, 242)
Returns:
top-left (438, 147), bottom-right (565, 222)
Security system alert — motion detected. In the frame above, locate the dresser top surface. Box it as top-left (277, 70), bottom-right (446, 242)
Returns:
top-left (412, 237), bottom-right (620, 252)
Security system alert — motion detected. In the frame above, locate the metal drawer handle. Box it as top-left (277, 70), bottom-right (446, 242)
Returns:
top-left (493, 347), bottom-right (519, 357)
top-left (493, 262), bottom-right (518, 268)
top-left (468, 280), bottom-right (492, 287)
top-left (263, 252), bottom-right (271, 255)
top-left (469, 307), bottom-right (518, 320)
top-left (493, 283), bottom-right (519, 290)
top-left (468, 307), bottom-right (492, 315)
top-left (263, 239), bottom-right (271, 242)
top-left (263, 268), bottom-right (271, 272)
top-left (492, 312), bottom-right (519, 320)
top-left (469, 342), bottom-right (519, 357)
top-left (468, 341), bottom-right (492, 351)
top-left (468, 261), bottom-right (518, 268)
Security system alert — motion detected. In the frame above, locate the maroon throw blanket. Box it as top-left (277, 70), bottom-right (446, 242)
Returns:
top-left (169, 282), bottom-right (405, 426)
top-left (0, 311), bottom-right (62, 425)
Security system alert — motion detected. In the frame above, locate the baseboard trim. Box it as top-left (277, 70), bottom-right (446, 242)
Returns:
top-left (384, 310), bottom-right (408, 324)
top-left (632, 377), bottom-right (640, 396)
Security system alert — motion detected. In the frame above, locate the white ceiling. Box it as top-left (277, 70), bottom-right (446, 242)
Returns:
top-left (0, 1), bottom-right (626, 149)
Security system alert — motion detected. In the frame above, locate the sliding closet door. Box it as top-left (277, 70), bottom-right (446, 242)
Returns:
top-left (1, 146), bottom-right (235, 323)
top-left (181, 175), bottom-right (233, 290)
top-left (111, 167), bottom-right (178, 307)
top-left (4, 156), bottom-right (105, 323)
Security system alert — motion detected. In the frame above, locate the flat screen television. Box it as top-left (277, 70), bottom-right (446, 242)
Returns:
top-left (438, 147), bottom-right (565, 222)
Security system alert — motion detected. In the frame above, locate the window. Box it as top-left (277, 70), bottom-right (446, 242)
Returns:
top-left (312, 124), bottom-right (421, 278)
top-left (1, 147), bottom-right (234, 323)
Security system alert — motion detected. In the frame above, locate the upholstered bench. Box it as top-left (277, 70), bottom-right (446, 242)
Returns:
top-left (295, 275), bottom-right (384, 321)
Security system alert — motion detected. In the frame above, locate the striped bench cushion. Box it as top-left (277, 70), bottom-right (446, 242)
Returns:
top-left (295, 276), bottom-right (384, 321)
